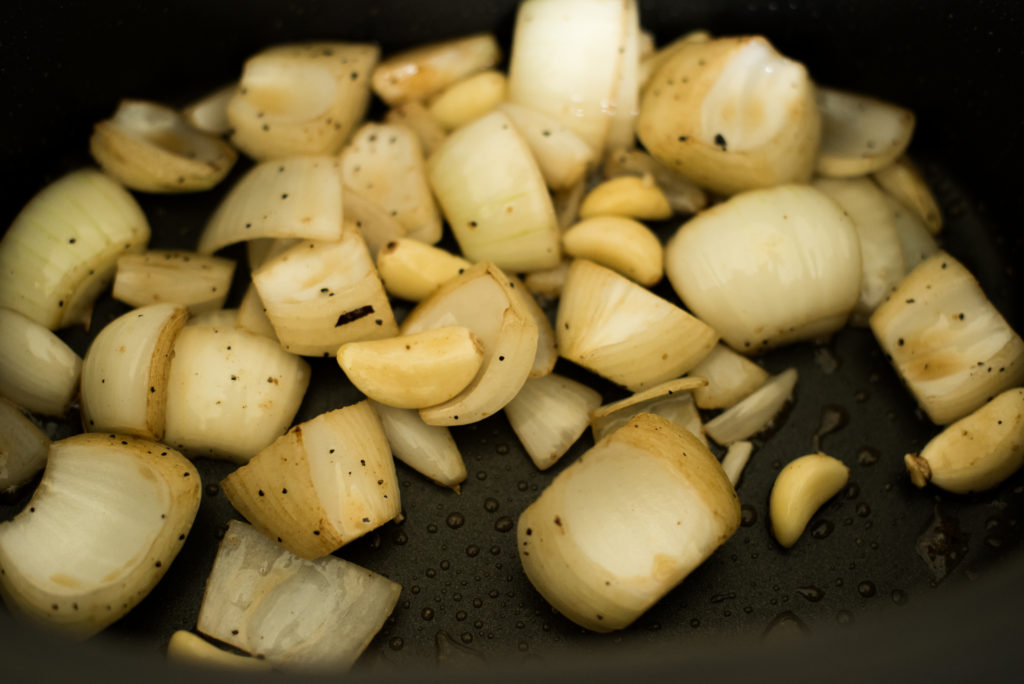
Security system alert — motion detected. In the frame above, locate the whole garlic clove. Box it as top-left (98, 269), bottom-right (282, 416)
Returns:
top-left (770, 452), bottom-right (849, 548)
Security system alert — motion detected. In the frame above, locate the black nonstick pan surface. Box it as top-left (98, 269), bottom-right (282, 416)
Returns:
top-left (2, 0), bottom-right (1023, 681)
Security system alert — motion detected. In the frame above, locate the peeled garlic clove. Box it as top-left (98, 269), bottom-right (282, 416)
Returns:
top-left (80, 303), bottom-right (188, 439)
top-left (603, 146), bottom-right (707, 215)
top-left (637, 36), bottom-right (820, 196)
top-left (562, 216), bottom-right (663, 287)
top-left (906, 387), bottom-right (1024, 494)
top-left (0, 308), bottom-right (82, 417)
top-left (199, 157), bottom-right (344, 255)
top-left (221, 402), bottom-right (400, 559)
top-left (0, 398), bottom-right (50, 493)
top-left (504, 373), bottom-right (601, 470)
top-left (164, 325), bottom-right (310, 463)
top-left (338, 327), bottom-right (483, 409)
top-left (770, 452), bottom-right (849, 548)
top-left (384, 101), bottom-right (448, 157)
top-left (873, 156), bottom-right (942, 234)
top-left (427, 110), bottom-right (561, 272)
top-left (253, 226), bottom-right (397, 357)
top-left (427, 70), bottom-right (507, 131)
top-left (167, 630), bottom-right (271, 670)
top-left (704, 368), bottom-right (798, 446)
top-left (578, 175), bottom-right (672, 221)
top-left (401, 263), bottom-right (539, 426)
top-left (689, 344), bottom-right (770, 410)
top-left (227, 42), bottom-right (379, 160)
top-left (589, 376), bottom-right (709, 442)
top-left (340, 123), bottom-right (442, 245)
top-left (376, 238), bottom-right (471, 302)
top-left (0, 168), bottom-right (150, 329)
top-left (197, 520), bottom-right (401, 671)
top-left (498, 102), bottom-right (595, 191)
top-left (90, 99), bottom-right (237, 192)
top-left (112, 250), bottom-right (235, 314)
top-left (371, 33), bottom-right (501, 106)
top-left (371, 401), bottom-right (467, 490)
top-left (557, 259), bottom-right (717, 391)
top-left (0, 434), bottom-right (200, 637)
top-left (518, 413), bottom-right (740, 632)
top-left (869, 252), bottom-right (1024, 425)
top-left (665, 185), bottom-right (861, 354)
top-left (815, 86), bottom-right (915, 178)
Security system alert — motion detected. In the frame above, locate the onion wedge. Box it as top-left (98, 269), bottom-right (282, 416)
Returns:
top-left (112, 251), bottom-right (235, 314)
top-left (371, 33), bottom-right (501, 106)
top-left (689, 344), bottom-right (770, 410)
top-left (704, 368), bottom-right (798, 446)
top-left (0, 398), bottom-right (50, 493)
top-left (384, 101), bottom-right (448, 157)
top-left (497, 102), bottom-right (595, 191)
top-left (504, 373), bottom-right (601, 470)
top-left (0, 308), bottom-right (82, 417)
top-left (589, 376), bottom-right (709, 444)
top-left (371, 401), bottom-right (467, 491)
top-left (873, 156), bottom-right (942, 234)
top-left (0, 434), bottom-right (200, 638)
top-left (815, 86), bottom-right (915, 178)
top-left (517, 413), bottom-right (740, 632)
top-left (197, 520), bottom-right (401, 671)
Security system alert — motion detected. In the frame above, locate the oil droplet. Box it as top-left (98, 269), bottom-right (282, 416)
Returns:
top-left (422, 608), bottom-right (435, 620)
top-left (740, 505), bottom-right (758, 527)
top-left (854, 391), bottom-right (869, 403)
top-left (518, 641), bottom-right (529, 651)
top-left (811, 405), bottom-right (846, 451)
top-left (845, 483), bottom-right (860, 499)
top-left (711, 592), bottom-right (736, 603)
top-left (388, 637), bottom-right (404, 650)
top-left (435, 630), bottom-right (485, 665)
top-left (796, 586), bottom-right (824, 602)
top-left (393, 530), bottom-right (408, 545)
top-left (916, 506), bottom-right (968, 581)
top-left (761, 611), bottom-right (809, 643)
top-left (836, 610), bottom-right (853, 625)
top-left (460, 632), bottom-right (473, 644)
top-left (476, 471), bottom-right (487, 481)
top-left (466, 545), bottom-right (480, 557)
top-left (484, 498), bottom-right (500, 513)
top-left (891, 589), bottom-right (908, 605)
top-left (810, 520), bottom-right (834, 539)
top-left (456, 610), bottom-right (467, 621)
top-left (411, 585), bottom-right (421, 595)
top-left (813, 345), bottom-right (840, 374)
top-left (516, 480), bottom-right (529, 491)
top-left (689, 618), bottom-right (700, 628)
top-left (494, 517), bottom-right (514, 533)
top-left (472, 598), bottom-right (483, 608)
top-left (426, 568), bottom-right (437, 578)
top-left (427, 524), bottom-right (438, 534)
top-left (857, 448), bottom-right (879, 466)
top-left (473, 619), bottom-right (484, 629)
top-left (856, 503), bottom-right (871, 517)
top-left (857, 581), bottom-right (876, 598)
top-left (205, 483), bottom-right (220, 496)
top-left (446, 512), bottom-right (465, 529)
top-left (440, 560), bottom-right (451, 570)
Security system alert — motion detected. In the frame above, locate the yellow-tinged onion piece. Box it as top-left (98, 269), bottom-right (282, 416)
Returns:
top-left (338, 327), bottom-right (484, 410)
top-left (0, 168), bottom-right (150, 329)
top-left (427, 110), bottom-right (561, 272)
top-left (603, 147), bottom-right (707, 215)
top-left (371, 401), bottom-right (467, 491)
top-left (371, 33), bottom-right (501, 106)
top-left (873, 156), bottom-right (942, 234)
top-left (637, 36), bottom-right (820, 196)
top-left (227, 42), bottom-right (379, 160)
top-left (689, 343), bottom-right (771, 410)
top-left (167, 630), bottom-right (271, 671)
top-left (0, 308), bottom-right (82, 417)
top-left (427, 70), bottom-right (507, 131)
top-left (870, 252), bottom-right (1024, 425)
top-left (80, 303), bottom-right (188, 440)
top-left (376, 238), bottom-right (471, 302)
top-left (0, 433), bottom-right (200, 638)
top-left (557, 259), bottom-right (717, 391)
top-left (815, 86), bottom-right (915, 178)
top-left (401, 262), bottom-right (539, 426)
top-left (0, 398), bottom-right (50, 494)
top-left (770, 452), bottom-right (849, 548)
top-left (704, 368), bottom-right (798, 446)
top-left (221, 402), bottom-right (400, 559)
top-left (589, 376), bottom-right (709, 444)
top-left (517, 413), bottom-right (740, 632)
top-left (578, 175), bottom-right (672, 221)
top-left (197, 520), bottom-right (401, 671)
top-left (181, 84), bottom-right (235, 136)
top-left (665, 185), bottom-right (861, 354)
top-left (89, 99), bottom-right (237, 193)
top-left (905, 387), bottom-right (1024, 494)
top-left (112, 250), bottom-right (235, 314)
top-left (562, 216), bottom-right (663, 287)
top-left (199, 156), bottom-right (344, 255)
top-left (340, 123), bottom-right (442, 245)
top-left (163, 325), bottom-right (310, 463)
top-left (497, 102), bottom-right (595, 191)
top-left (504, 373), bottom-right (601, 470)
top-left (721, 440), bottom-right (754, 487)
top-left (253, 225), bottom-right (397, 357)
top-left (384, 101), bottom-right (448, 157)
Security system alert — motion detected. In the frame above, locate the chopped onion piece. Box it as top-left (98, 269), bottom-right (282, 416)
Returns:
top-left (0, 308), bottom-right (82, 416)
top-left (112, 250), bottom-right (235, 313)
top-left (690, 344), bottom-right (771, 410)
top-left (605, 0), bottom-right (640, 151)
top-left (197, 520), bottom-right (401, 671)
top-left (384, 101), bottom-right (448, 157)
top-left (557, 259), bottom-right (717, 391)
top-left (221, 402), bottom-right (400, 559)
top-left (427, 110), bottom-right (561, 272)
top-left (0, 398), bottom-right (50, 493)
top-left (589, 376), bottom-right (708, 443)
top-left (187, 308), bottom-right (239, 329)
top-left (342, 187), bottom-right (406, 256)
top-left (376, 238), bottom-right (471, 302)
top-left (227, 42), bottom-right (379, 160)
top-left (371, 33), bottom-right (501, 106)
top-left (167, 631), bottom-right (271, 670)
top-left (554, 178), bottom-right (587, 231)
top-left (427, 70), bottom-right (507, 131)
top-left (497, 102), bottom-right (595, 191)
top-left (371, 401), bottom-right (467, 490)
top-left (164, 325), bottom-right (310, 463)
top-left (247, 237), bottom-right (300, 272)
top-left (721, 440), bottom-right (754, 487)
top-left (81, 303), bottom-right (188, 439)
top-left (873, 156), bottom-right (942, 234)
top-left (181, 84), bottom-right (235, 136)
top-left (815, 86), bottom-right (915, 178)
top-left (0, 434), bottom-right (200, 637)
top-left (199, 157), bottom-right (344, 255)
top-left (0, 169), bottom-right (149, 329)
top-left (340, 123), bottom-right (442, 245)
top-left (236, 284), bottom-right (278, 339)
top-left (638, 29), bottom-right (712, 90)
top-left (562, 216), bottom-right (663, 287)
top-left (523, 260), bottom-right (571, 299)
top-left (253, 226), bottom-right (397, 357)
top-left (884, 192), bottom-right (938, 271)
top-left (509, 275), bottom-right (557, 378)
top-left (603, 147), bottom-right (707, 215)
top-left (504, 373), bottom-right (601, 470)
top-left (665, 185), bottom-right (861, 354)
top-left (704, 368), bottom-right (798, 446)
top-left (578, 175), bottom-right (672, 221)
top-left (90, 99), bottom-right (237, 192)
top-left (869, 252), bottom-right (1024, 425)
top-left (517, 413), bottom-right (740, 632)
